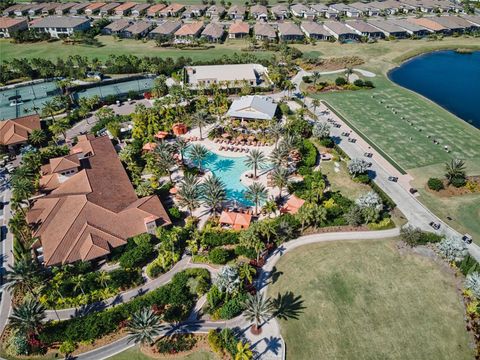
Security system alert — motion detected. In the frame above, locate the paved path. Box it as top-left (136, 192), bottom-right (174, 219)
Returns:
top-left (0, 177), bottom-right (13, 335)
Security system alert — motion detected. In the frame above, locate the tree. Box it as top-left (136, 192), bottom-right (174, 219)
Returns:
top-left (296, 203), bottom-right (326, 231)
top-left (313, 121), bottom-right (330, 139)
top-left (283, 80), bottom-right (295, 98)
top-left (271, 167), bottom-right (289, 200)
top-left (239, 229), bottom-right (264, 263)
top-left (173, 137), bottom-right (189, 166)
top-left (243, 293), bottom-right (273, 333)
top-left (214, 265), bottom-right (241, 294)
top-left (344, 205), bottom-right (363, 227)
top-left (445, 158), bottom-right (466, 184)
top-left (258, 218), bottom-right (277, 244)
top-left (28, 129), bottom-right (46, 146)
top-left (151, 75), bottom-right (168, 98)
top-left (97, 271), bottom-right (111, 289)
top-left (189, 144), bottom-right (209, 171)
top-left (262, 199), bottom-right (277, 218)
top-left (311, 98), bottom-right (321, 114)
top-left (238, 262), bottom-right (256, 284)
top-left (244, 149), bottom-right (267, 179)
top-left (127, 308), bottom-right (164, 345)
top-left (355, 191), bottom-right (382, 224)
top-left (154, 142), bottom-right (175, 182)
top-left (312, 71), bottom-right (321, 86)
top-left (42, 100), bottom-right (57, 122)
top-left (9, 298), bottom-right (45, 336)
top-left (347, 158), bottom-right (369, 178)
top-left (49, 117), bottom-right (70, 142)
top-left (72, 274), bottom-right (86, 296)
top-left (269, 146), bottom-right (289, 168)
top-left (5, 258), bottom-right (40, 296)
top-left (178, 172), bottom-right (201, 216)
top-left (11, 177), bottom-right (35, 207)
top-left (106, 121), bottom-right (121, 142)
top-left (191, 110), bottom-right (212, 139)
top-left (270, 121), bottom-right (283, 149)
top-left (59, 340), bottom-right (76, 359)
top-left (235, 341), bottom-right (253, 360)
top-left (465, 272), bottom-right (480, 299)
top-left (202, 175), bottom-right (226, 215)
top-left (244, 182), bottom-right (268, 215)
top-left (437, 236), bottom-right (468, 263)
top-left (345, 67), bottom-right (353, 83)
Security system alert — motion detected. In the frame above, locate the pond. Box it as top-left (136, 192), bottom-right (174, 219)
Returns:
top-left (388, 50), bottom-right (480, 129)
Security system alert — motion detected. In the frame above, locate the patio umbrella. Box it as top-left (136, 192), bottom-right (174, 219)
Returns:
top-left (155, 131), bottom-right (169, 139)
top-left (222, 133), bottom-right (231, 139)
top-left (219, 211), bottom-right (236, 225)
top-left (169, 187), bottom-right (178, 194)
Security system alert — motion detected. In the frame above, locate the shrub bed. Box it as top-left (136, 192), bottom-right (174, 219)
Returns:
top-left (427, 177), bottom-right (444, 191)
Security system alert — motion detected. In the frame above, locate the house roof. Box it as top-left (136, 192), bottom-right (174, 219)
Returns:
top-left (219, 211), bottom-right (251, 229)
top-left (290, 4), bottom-right (310, 14)
top-left (104, 19), bottom-right (131, 32)
top-left (431, 16), bottom-right (471, 30)
top-left (160, 3), bottom-right (185, 14)
top-left (388, 18), bottom-right (430, 32)
top-left (28, 135), bottom-right (171, 266)
top-left (99, 2), bottom-right (120, 12)
top-left (254, 22), bottom-right (276, 38)
top-left (132, 3), bottom-right (151, 13)
top-left (301, 21), bottom-right (330, 36)
top-left (114, 2), bottom-right (136, 12)
top-left (201, 22), bottom-right (224, 38)
top-left (324, 21), bottom-right (356, 36)
top-left (367, 19), bottom-right (407, 33)
top-left (350, 2), bottom-right (380, 11)
top-left (70, 3), bottom-right (90, 12)
top-left (150, 20), bottom-right (182, 35)
top-left (229, 5), bottom-right (246, 14)
top-left (229, 21), bottom-right (249, 34)
top-left (0, 114), bottom-right (41, 146)
top-left (280, 194), bottom-right (305, 214)
top-left (206, 5), bottom-right (225, 15)
top-left (227, 95), bottom-right (277, 120)
top-left (186, 63), bottom-right (262, 84)
top-left (346, 19), bottom-right (384, 33)
top-left (0, 17), bottom-right (27, 29)
top-left (147, 4), bottom-right (167, 14)
top-left (49, 154), bottom-right (81, 173)
top-left (278, 22), bottom-right (304, 36)
top-left (461, 15), bottom-right (480, 26)
top-left (219, 211), bottom-right (236, 225)
top-left (310, 4), bottom-right (329, 12)
top-left (271, 4), bottom-right (289, 14)
top-left (30, 16), bottom-right (90, 29)
top-left (175, 21), bottom-right (203, 36)
top-left (250, 4), bottom-right (268, 15)
top-left (408, 17), bottom-right (446, 31)
top-left (55, 3), bottom-right (77, 12)
top-left (85, 3), bottom-right (105, 12)
top-left (124, 20), bottom-right (151, 34)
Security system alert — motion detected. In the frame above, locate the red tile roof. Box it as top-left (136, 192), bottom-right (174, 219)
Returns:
top-left (0, 114), bottom-right (41, 146)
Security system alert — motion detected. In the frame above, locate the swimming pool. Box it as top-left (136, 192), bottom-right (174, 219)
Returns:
top-left (186, 150), bottom-right (253, 205)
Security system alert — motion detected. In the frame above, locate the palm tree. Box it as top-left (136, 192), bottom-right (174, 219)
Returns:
top-left (9, 298), bottom-right (45, 336)
top-left (345, 67), bottom-right (353, 83)
top-left (5, 258), bottom-right (40, 296)
top-left (178, 172), bottom-right (201, 216)
top-left (269, 146), bottom-right (289, 168)
top-left (235, 341), bottom-right (253, 360)
top-left (173, 137), bottom-right (189, 166)
top-left (239, 262), bottom-right (256, 284)
top-left (49, 117), bottom-right (70, 142)
top-left (189, 144), bottom-right (209, 171)
top-left (312, 98), bottom-right (321, 114)
top-left (191, 110), bottom-right (212, 139)
top-left (244, 149), bottom-right (266, 179)
top-left (28, 129), bottom-right (46, 146)
top-left (243, 293), bottom-right (274, 333)
top-left (201, 175), bottom-right (226, 215)
top-left (270, 121), bottom-right (283, 149)
top-left (42, 100), bottom-right (57, 122)
top-left (283, 80), bottom-right (295, 98)
top-left (72, 274), bottom-right (86, 295)
top-left (262, 199), bottom-right (278, 218)
top-left (244, 182), bottom-right (268, 216)
top-left (258, 218), bottom-right (277, 244)
top-left (154, 143), bottom-right (175, 182)
top-left (271, 167), bottom-right (289, 200)
top-left (97, 271), bottom-right (111, 289)
top-left (239, 230), bottom-right (264, 264)
top-left (445, 158), bottom-right (466, 183)
top-left (297, 202), bottom-right (317, 232)
top-left (11, 177), bottom-right (35, 208)
top-left (312, 71), bottom-right (321, 86)
top-left (127, 308), bottom-right (164, 345)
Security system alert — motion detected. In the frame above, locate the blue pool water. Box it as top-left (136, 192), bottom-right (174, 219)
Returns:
top-left (389, 50), bottom-right (480, 129)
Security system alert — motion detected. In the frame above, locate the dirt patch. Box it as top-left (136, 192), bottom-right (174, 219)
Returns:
top-left (426, 176), bottom-right (480, 198)
top-left (300, 56), bottom-right (365, 71)
top-left (302, 225), bottom-right (370, 235)
top-left (141, 334), bottom-right (218, 359)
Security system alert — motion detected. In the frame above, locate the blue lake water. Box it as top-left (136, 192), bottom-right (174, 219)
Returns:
top-left (388, 50), bottom-right (480, 129)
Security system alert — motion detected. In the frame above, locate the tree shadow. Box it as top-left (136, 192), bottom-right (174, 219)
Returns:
top-left (271, 291), bottom-right (306, 321)
top-left (212, 159), bottom-right (234, 172)
top-left (255, 336), bottom-right (283, 359)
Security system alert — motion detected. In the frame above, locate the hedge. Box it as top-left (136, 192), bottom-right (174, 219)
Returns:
top-left (38, 269), bottom-right (210, 344)
top-left (298, 139), bottom-right (318, 169)
top-left (208, 248), bottom-right (233, 265)
top-left (369, 181), bottom-right (396, 210)
top-left (201, 229), bottom-right (239, 247)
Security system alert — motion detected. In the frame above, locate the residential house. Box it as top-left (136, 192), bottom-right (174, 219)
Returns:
top-left (206, 5), bottom-right (226, 19)
top-left (201, 22), bottom-right (225, 42)
top-left (1, 17), bottom-right (28, 37)
top-left (0, 114), bottom-right (41, 150)
top-left (301, 21), bottom-right (332, 40)
top-left (345, 19), bottom-right (385, 39)
top-left (55, 3), bottom-right (76, 15)
top-left (228, 21), bottom-right (249, 38)
top-left (27, 135), bottom-right (171, 266)
top-left (84, 3), bottom-right (105, 16)
top-left (185, 63), bottom-right (267, 87)
top-left (159, 3), bottom-right (185, 17)
top-left (148, 20), bottom-right (181, 39)
top-left (102, 19), bottom-right (131, 35)
top-left (228, 5), bottom-right (246, 20)
top-left (325, 9), bottom-right (339, 19)
top-left (270, 4), bottom-right (289, 20)
top-left (3, 5), bottom-right (21, 16)
top-left (41, 3), bottom-right (59, 16)
top-left (146, 4), bottom-right (167, 17)
top-left (99, 3), bottom-right (121, 16)
top-left (250, 5), bottom-right (268, 21)
top-left (14, 5), bottom-right (31, 17)
top-left (69, 3), bottom-right (90, 15)
top-left (27, 5), bottom-right (46, 17)
top-left (122, 20), bottom-right (153, 38)
top-left (431, 15), bottom-right (472, 32)
top-left (329, 3), bottom-right (361, 18)
top-left (367, 19), bottom-right (408, 38)
top-left (183, 5), bottom-right (207, 18)
top-left (131, 4), bottom-right (151, 17)
top-left (174, 21), bottom-right (203, 42)
top-left (323, 21), bottom-right (360, 41)
top-left (310, 4), bottom-right (330, 18)
top-left (114, 2), bottom-right (136, 16)
top-left (350, 2), bottom-right (381, 17)
top-left (30, 16), bottom-right (91, 38)
top-left (290, 4), bottom-right (310, 18)
top-left (370, 0), bottom-right (405, 15)
top-left (277, 22), bottom-right (304, 41)
top-left (407, 17), bottom-right (449, 33)
top-left (226, 95), bottom-right (277, 121)
top-left (254, 22), bottom-right (276, 41)
top-left (461, 14), bottom-right (480, 29)
top-left (387, 18), bottom-right (432, 36)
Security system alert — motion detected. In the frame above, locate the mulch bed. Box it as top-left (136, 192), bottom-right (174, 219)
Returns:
top-left (426, 176), bottom-right (480, 198)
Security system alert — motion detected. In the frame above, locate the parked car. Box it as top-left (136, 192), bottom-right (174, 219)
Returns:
top-left (341, 132), bottom-right (350, 137)
top-left (388, 176), bottom-right (398, 182)
top-left (409, 188), bottom-right (418, 194)
top-left (429, 221), bottom-right (440, 230)
top-left (364, 152), bottom-right (373, 158)
top-left (462, 234), bottom-right (473, 244)
top-left (348, 138), bottom-right (357, 143)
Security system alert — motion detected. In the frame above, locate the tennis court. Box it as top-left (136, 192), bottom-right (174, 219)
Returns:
top-left (72, 77), bottom-right (155, 101)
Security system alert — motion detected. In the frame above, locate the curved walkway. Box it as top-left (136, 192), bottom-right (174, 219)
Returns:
top-left (44, 256), bottom-right (219, 321)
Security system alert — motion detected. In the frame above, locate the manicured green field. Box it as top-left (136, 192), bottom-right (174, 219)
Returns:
top-left (109, 346), bottom-right (217, 360)
top-left (268, 239), bottom-right (473, 360)
top-left (313, 76), bottom-right (480, 171)
top-left (0, 37), bottom-right (273, 62)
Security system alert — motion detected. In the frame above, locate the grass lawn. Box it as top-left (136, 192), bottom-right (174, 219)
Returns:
top-left (0, 37), bottom-right (273, 62)
top-left (108, 346), bottom-right (218, 360)
top-left (268, 239), bottom-right (473, 360)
